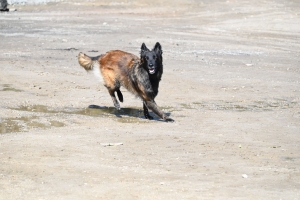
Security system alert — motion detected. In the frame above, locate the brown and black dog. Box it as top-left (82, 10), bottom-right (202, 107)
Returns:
top-left (78, 42), bottom-right (173, 122)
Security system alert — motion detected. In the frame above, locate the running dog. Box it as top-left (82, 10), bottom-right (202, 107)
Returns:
top-left (78, 42), bottom-right (173, 122)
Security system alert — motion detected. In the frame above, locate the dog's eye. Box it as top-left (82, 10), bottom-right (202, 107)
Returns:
top-left (153, 55), bottom-right (156, 59)
top-left (146, 56), bottom-right (149, 60)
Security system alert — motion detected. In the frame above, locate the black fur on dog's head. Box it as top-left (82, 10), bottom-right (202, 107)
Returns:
top-left (140, 42), bottom-right (163, 75)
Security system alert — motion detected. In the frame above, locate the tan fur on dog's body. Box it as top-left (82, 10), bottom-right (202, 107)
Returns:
top-left (78, 51), bottom-right (146, 99)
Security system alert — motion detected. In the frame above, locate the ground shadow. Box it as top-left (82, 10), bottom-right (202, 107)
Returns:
top-left (88, 104), bottom-right (171, 121)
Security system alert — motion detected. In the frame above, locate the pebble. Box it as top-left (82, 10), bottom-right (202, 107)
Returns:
top-left (242, 174), bottom-right (248, 178)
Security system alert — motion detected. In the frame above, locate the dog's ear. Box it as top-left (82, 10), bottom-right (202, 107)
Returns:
top-left (153, 42), bottom-right (162, 56)
top-left (141, 43), bottom-right (149, 56)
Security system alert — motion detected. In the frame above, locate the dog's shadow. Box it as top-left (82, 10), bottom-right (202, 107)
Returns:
top-left (88, 105), bottom-right (170, 121)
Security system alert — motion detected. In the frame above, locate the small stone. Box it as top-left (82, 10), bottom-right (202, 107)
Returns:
top-left (100, 142), bottom-right (123, 147)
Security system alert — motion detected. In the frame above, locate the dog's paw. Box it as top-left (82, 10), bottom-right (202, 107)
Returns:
top-left (165, 117), bottom-right (174, 122)
top-left (145, 115), bottom-right (154, 120)
top-left (113, 102), bottom-right (121, 110)
top-left (114, 105), bottom-right (121, 110)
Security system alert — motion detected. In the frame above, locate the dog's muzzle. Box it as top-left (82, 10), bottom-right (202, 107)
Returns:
top-left (148, 64), bottom-right (155, 74)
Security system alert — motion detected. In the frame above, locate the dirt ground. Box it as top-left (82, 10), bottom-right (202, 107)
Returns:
top-left (0, 0), bottom-right (299, 199)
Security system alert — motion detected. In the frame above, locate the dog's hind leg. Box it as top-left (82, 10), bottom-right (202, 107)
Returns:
top-left (143, 101), bottom-right (153, 120)
top-left (116, 89), bottom-right (123, 103)
top-left (108, 89), bottom-right (121, 110)
top-left (144, 100), bottom-right (174, 122)
top-left (104, 78), bottom-right (121, 109)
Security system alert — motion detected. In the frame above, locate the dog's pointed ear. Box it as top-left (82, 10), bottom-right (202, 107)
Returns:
top-left (141, 43), bottom-right (149, 56)
top-left (153, 42), bottom-right (162, 56)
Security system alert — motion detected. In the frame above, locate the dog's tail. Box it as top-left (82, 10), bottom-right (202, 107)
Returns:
top-left (78, 52), bottom-right (101, 71)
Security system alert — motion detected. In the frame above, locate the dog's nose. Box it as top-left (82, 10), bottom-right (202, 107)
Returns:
top-left (149, 63), bottom-right (153, 67)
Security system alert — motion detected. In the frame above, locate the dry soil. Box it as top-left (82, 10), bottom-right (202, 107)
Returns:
top-left (0, 0), bottom-right (299, 199)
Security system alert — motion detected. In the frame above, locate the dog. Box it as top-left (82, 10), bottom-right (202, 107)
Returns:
top-left (78, 42), bottom-right (174, 122)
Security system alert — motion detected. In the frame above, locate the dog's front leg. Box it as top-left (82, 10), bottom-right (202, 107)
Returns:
top-left (143, 101), bottom-right (153, 120)
top-left (144, 100), bottom-right (174, 122)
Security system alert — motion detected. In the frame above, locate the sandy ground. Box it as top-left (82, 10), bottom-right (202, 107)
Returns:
top-left (0, 0), bottom-right (299, 199)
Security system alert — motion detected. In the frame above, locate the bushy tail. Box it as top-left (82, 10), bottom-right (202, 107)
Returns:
top-left (78, 52), bottom-right (101, 71)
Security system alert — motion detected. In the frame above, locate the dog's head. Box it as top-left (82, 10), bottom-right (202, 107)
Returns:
top-left (140, 42), bottom-right (162, 75)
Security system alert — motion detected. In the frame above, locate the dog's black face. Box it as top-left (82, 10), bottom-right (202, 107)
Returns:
top-left (141, 42), bottom-right (162, 75)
